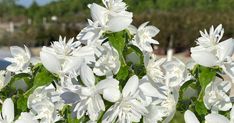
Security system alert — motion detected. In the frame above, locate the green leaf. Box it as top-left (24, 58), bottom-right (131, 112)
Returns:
top-left (16, 95), bottom-right (28, 112)
top-left (24, 64), bottom-right (57, 96)
top-left (106, 31), bottom-right (127, 65)
top-left (195, 101), bottom-right (208, 116)
top-left (116, 66), bottom-right (129, 83)
top-left (197, 66), bottom-right (216, 101)
top-left (198, 66), bottom-right (216, 89)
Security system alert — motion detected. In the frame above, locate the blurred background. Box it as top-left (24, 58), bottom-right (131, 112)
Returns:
top-left (1, 0), bottom-right (234, 56)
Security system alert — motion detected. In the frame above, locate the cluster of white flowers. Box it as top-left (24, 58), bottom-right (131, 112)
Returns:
top-left (1, 0), bottom-right (234, 123)
top-left (185, 25), bottom-right (234, 123)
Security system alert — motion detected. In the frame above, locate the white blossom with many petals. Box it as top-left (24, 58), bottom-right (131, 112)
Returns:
top-left (63, 64), bottom-right (120, 121)
top-left (129, 22), bottom-right (160, 52)
top-left (27, 86), bottom-right (61, 123)
top-left (191, 24), bottom-right (234, 67)
top-left (102, 75), bottom-right (148, 123)
top-left (203, 78), bottom-right (232, 112)
top-left (88, 0), bottom-right (133, 33)
top-left (144, 53), bottom-right (165, 82)
top-left (40, 36), bottom-right (96, 86)
top-left (4, 46), bottom-right (31, 73)
top-left (93, 42), bottom-right (120, 76)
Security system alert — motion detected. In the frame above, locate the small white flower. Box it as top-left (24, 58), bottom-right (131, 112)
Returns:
top-left (144, 53), bottom-right (188, 87)
top-left (203, 78), bottom-right (232, 112)
top-left (143, 105), bottom-right (168, 123)
top-left (159, 89), bottom-right (179, 123)
top-left (77, 19), bottom-right (103, 45)
top-left (4, 46), bottom-right (31, 73)
top-left (27, 86), bottom-right (61, 123)
top-left (162, 57), bottom-right (187, 87)
top-left (88, 0), bottom-right (133, 32)
top-left (0, 98), bottom-right (38, 123)
top-left (0, 70), bottom-right (11, 90)
top-left (93, 43), bottom-right (120, 76)
top-left (102, 75), bottom-right (148, 123)
top-left (66, 64), bottom-right (120, 121)
top-left (138, 76), bottom-right (166, 106)
top-left (50, 36), bottom-right (80, 59)
top-left (144, 53), bottom-right (165, 82)
top-left (40, 37), bottom-right (96, 86)
top-left (130, 22), bottom-right (160, 52)
top-left (191, 25), bottom-right (234, 67)
top-left (196, 24), bottom-right (224, 51)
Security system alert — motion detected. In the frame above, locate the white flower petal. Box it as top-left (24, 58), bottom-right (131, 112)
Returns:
top-left (103, 87), bottom-right (121, 102)
top-left (40, 50), bottom-right (61, 74)
top-left (217, 38), bottom-right (234, 61)
top-left (96, 78), bottom-right (119, 91)
top-left (145, 26), bottom-right (160, 37)
top-left (184, 110), bottom-right (199, 123)
top-left (205, 113), bottom-right (229, 123)
top-left (89, 3), bottom-right (107, 26)
top-left (80, 64), bottom-right (95, 87)
top-left (191, 50), bottom-right (218, 67)
top-left (122, 75), bottom-right (139, 97)
top-left (10, 46), bottom-right (26, 57)
top-left (139, 82), bottom-right (165, 99)
top-left (2, 98), bottom-right (14, 122)
top-left (107, 15), bottom-right (133, 32)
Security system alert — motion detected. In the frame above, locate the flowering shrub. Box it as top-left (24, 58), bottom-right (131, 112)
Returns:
top-left (1, 0), bottom-right (234, 123)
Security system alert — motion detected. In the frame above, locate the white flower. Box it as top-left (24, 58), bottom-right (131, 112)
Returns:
top-left (0, 70), bottom-right (11, 90)
top-left (184, 109), bottom-right (234, 123)
top-left (143, 86), bottom-right (178, 123)
top-left (40, 36), bottom-right (84, 76)
top-left (66, 64), bottom-right (120, 121)
top-left (27, 86), bottom-right (61, 123)
top-left (129, 22), bottom-right (160, 52)
top-left (144, 53), bottom-right (165, 82)
top-left (144, 53), bottom-right (188, 87)
top-left (138, 76), bottom-right (166, 106)
top-left (40, 36), bottom-right (96, 86)
top-left (50, 36), bottom-right (80, 59)
top-left (197, 24), bottom-right (224, 50)
top-left (191, 25), bottom-right (234, 67)
top-left (0, 98), bottom-right (38, 123)
top-left (4, 46), bottom-right (31, 73)
top-left (162, 57), bottom-right (187, 87)
top-left (77, 19), bottom-right (103, 45)
top-left (88, 0), bottom-right (133, 32)
top-left (93, 43), bottom-right (120, 76)
top-left (159, 89), bottom-right (178, 123)
top-left (203, 78), bottom-right (232, 112)
top-left (102, 75), bottom-right (148, 123)
top-left (40, 47), bottom-right (81, 82)
top-left (143, 105), bottom-right (168, 123)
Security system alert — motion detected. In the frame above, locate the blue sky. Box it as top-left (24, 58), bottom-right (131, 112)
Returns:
top-left (17, 0), bottom-right (55, 7)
